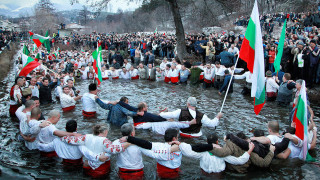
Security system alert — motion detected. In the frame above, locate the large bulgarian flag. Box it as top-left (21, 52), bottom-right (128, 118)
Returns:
top-left (29, 31), bottom-right (50, 48)
top-left (92, 42), bottom-right (103, 85)
top-left (43, 30), bottom-right (51, 53)
top-left (292, 80), bottom-right (314, 161)
top-left (19, 54), bottom-right (40, 77)
top-left (274, 14), bottom-right (289, 73)
top-left (239, 0), bottom-right (265, 115)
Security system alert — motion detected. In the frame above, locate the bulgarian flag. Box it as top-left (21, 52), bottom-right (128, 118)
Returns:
top-left (19, 54), bottom-right (40, 77)
top-left (154, 27), bottom-right (157, 34)
top-left (274, 14), bottom-right (289, 73)
top-left (239, 0), bottom-right (265, 115)
top-left (292, 80), bottom-right (314, 161)
top-left (92, 42), bottom-right (103, 85)
top-left (23, 44), bottom-right (30, 56)
top-left (29, 31), bottom-right (50, 48)
top-left (53, 47), bottom-right (60, 58)
top-left (34, 53), bottom-right (40, 62)
top-left (81, 48), bottom-right (85, 53)
top-left (43, 30), bottom-right (51, 53)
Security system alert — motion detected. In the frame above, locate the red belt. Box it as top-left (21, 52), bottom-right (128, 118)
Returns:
top-left (9, 104), bottom-right (19, 117)
top-left (157, 163), bottom-right (180, 179)
top-left (199, 74), bottom-right (204, 80)
top-left (164, 76), bottom-right (171, 83)
top-left (62, 105), bottom-right (75, 112)
top-left (119, 168), bottom-right (144, 180)
top-left (267, 92), bottom-right (277, 98)
top-left (171, 76), bottom-right (179, 83)
top-left (82, 110), bottom-right (96, 117)
top-left (102, 77), bottom-right (109, 80)
top-left (133, 122), bottom-right (145, 127)
top-left (204, 79), bottom-right (212, 84)
top-left (179, 132), bottom-right (200, 138)
top-left (112, 77), bottom-right (119, 79)
top-left (40, 151), bottom-right (57, 157)
top-left (131, 75), bottom-right (139, 80)
top-left (62, 158), bottom-right (83, 166)
top-left (83, 160), bottom-right (111, 178)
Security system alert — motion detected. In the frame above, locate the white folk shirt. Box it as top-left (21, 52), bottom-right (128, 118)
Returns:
top-left (60, 93), bottom-right (76, 108)
top-left (169, 69), bottom-right (179, 78)
top-left (124, 63), bottom-right (132, 70)
top-left (37, 124), bottom-right (58, 144)
top-left (179, 143), bottom-right (249, 173)
top-left (160, 62), bottom-right (168, 70)
top-left (15, 105), bottom-right (29, 122)
top-left (204, 68), bottom-right (215, 80)
top-left (266, 77), bottom-right (279, 93)
top-left (30, 85), bottom-right (39, 98)
top-left (129, 69), bottom-right (139, 77)
top-left (164, 69), bottom-right (171, 78)
top-left (213, 66), bottom-right (226, 76)
top-left (156, 71), bottom-right (164, 81)
top-left (82, 93), bottom-right (98, 112)
top-left (135, 121), bottom-right (190, 135)
top-left (55, 85), bottom-right (63, 98)
top-left (120, 71), bottom-right (131, 79)
top-left (159, 108), bottom-right (219, 137)
top-left (38, 138), bottom-right (100, 162)
top-left (10, 88), bottom-right (22, 105)
top-left (111, 70), bottom-right (120, 78)
top-left (149, 142), bottom-right (182, 169)
top-left (234, 71), bottom-right (252, 83)
top-left (22, 119), bottom-right (42, 150)
top-left (60, 134), bottom-right (125, 169)
top-left (80, 69), bottom-right (88, 80)
top-left (102, 70), bottom-right (110, 79)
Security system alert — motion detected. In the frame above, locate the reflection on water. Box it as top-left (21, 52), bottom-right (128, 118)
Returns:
top-left (0, 65), bottom-right (319, 179)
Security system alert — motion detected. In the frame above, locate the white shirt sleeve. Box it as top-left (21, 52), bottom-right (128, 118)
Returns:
top-left (159, 109), bottom-right (181, 119)
top-left (139, 147), bottom-right (171, 161)
top-left (38, 141), bottom-right (55, 152)
top-left (269, 79), bottom-right (279, 90)
top-left (49, 125), bottom-right (58, 136)
top-left (78, 145), bottom-right (100, 162)
top-left (223, 152), bottom-right (250, 165)
top-left (179, 143), bottom-right (202, 159)
top-left (29, 120), bottom-right (41, 135)
top-left (201, 116), bottom-right (219, 128)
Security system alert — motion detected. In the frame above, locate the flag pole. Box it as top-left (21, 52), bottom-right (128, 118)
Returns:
top-left (219, 55), bottom-right (240, 113)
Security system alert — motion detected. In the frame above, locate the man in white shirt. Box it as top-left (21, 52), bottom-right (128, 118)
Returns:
top-left (60, 86), bottom-right (82, 111)
top-left (178, 133), bottom-right (254, 174)
top-left (120, 67), bottom-right (131, 80)
top-left (159, 97), bottom-right (223, 138)
top-left (37, 110), bottom-right (80, 157)
top-left (38, 120), bottom-right (108, 168)
top-left (29, 77), bottom-right (39, 98)
top-left (82, 83), bottom-right (99, 117)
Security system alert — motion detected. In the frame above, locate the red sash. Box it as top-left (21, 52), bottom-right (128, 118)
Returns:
top-left (157, 163), bottom-right (180, 179)
top-left (62, 105), bottom-right (75, 112)
top-left (204, 79), bottom-right (212, 84)
top-left (266, 92), bottom-right (277, 98)
top-left (40, 151), bottom-right (57, 157)
top-left (9, 104), bottom-right (19, 117)
top-left (102, 77), bottom-right (109, 80)
top-left (131, 75), bottom-right (139, 80)
top-left (82, 110), bottom-right (96, 117)
top-left (83, 160), bottom-right (111, 178)
top-left (62, 158), bottom-right (83, 166)
top-left (164, 76), bottom-right (171, 83)
top-left (199, 74), bottom-right (204, 80)
top-left (133, 122), bottom-right (145, 127)
top-left (171, 76), bottom-right (179, 83)
top-left (119, 168), bottom-right (144, 180)
top-left (179, 132), bottom-right (200, 138)
top-left (112, 76), bottom-right (119, 79)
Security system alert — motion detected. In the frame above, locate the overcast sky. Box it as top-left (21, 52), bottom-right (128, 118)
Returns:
top-left (0, 0), bottom-right (141, 13)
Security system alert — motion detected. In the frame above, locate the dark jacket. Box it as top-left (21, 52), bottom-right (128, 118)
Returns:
top-left (39, 82), bottom-right (57, 105)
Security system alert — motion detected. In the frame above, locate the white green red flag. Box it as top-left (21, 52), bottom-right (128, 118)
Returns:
top-left (92, 42), bottom-right (103, 85)
top-left (292, 80), bottom-right (314, 161)
top-left (53, 47), bottom-right (60, 58)
top-left (19, 54), bottom-right (40, 77)
top-left (23, 44), bottom-right (30, 56)
top-left (34, 53), bottom-right (40, 62)
top-left (239, 0), bottom-right (265, 115)
top-left (29, 31), bottom-right (50, 48)
top-left (274, 14), bottom-right (289, 73)
top-left (43, 30), bottom-right (51, 53)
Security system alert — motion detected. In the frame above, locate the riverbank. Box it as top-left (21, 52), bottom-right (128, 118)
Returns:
top-left (0, 42), bottom-right (19, 81)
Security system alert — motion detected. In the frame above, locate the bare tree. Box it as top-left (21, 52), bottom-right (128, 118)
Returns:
top-left (79, 5), bottom-right (89, 25)
top-left (33, 0), bottom-right (58, 34)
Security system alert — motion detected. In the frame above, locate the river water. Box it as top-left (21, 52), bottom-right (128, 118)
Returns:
top-left (0, 60), bottom-right (319, 179)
